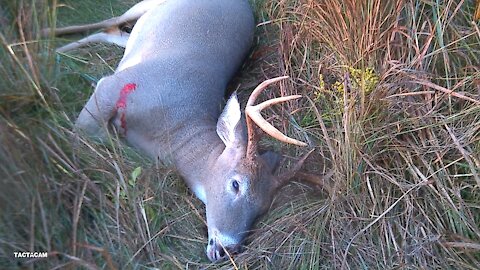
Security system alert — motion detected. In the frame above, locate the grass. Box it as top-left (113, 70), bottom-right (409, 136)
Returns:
top-left (1, 0), bottom-right (479, 269)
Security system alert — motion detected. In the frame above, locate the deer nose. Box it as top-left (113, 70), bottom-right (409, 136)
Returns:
top-left (207, 239), bottom-right (226, 262)
top-left (206, 238), bottom-right (240, 262)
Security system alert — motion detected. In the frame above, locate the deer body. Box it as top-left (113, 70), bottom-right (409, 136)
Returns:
top-left (77, 0), bottom-right (254, 199)
top-left (62, 0), bottom-right (307, 262)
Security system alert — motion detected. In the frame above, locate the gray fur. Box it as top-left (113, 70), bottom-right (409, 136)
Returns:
top-left (76, 0), bottom-right (284, 262)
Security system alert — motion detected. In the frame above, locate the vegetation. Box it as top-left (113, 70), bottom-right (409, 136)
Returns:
top-left (1, 0), bottom-right (479, 269)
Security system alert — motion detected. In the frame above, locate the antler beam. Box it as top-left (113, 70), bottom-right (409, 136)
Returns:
top-left (245, 76), bottom-right (308, 153)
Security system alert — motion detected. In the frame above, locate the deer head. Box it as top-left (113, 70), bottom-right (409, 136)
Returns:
top-left (203, 76), bottom-right (308, 261)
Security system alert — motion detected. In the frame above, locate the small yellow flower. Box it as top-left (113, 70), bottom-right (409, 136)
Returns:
top-left (333, 81), bottom-right (345, 94)
top-left (347, 66), bottom-right (379, 95)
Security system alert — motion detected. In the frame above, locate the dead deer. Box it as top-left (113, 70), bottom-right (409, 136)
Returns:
top-left (47, 0), bottom-right (309, 262)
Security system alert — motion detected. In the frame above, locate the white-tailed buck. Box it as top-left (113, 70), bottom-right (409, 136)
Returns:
top-left (47, 0), bottom-right (309, 262)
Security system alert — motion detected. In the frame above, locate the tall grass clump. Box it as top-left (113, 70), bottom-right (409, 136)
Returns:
top-left (1, 0), bottom-right (479, 269)
top-left (244, 0), bottom-right (480, 268)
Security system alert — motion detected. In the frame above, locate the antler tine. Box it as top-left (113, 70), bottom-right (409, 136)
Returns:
top-left (245, 76), bottom-right (308, 154)
top-left (246, 76), bottom-right (289, 107)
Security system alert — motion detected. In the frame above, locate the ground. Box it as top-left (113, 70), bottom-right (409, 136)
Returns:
top-left (0, 0), bottom-right (479, 269)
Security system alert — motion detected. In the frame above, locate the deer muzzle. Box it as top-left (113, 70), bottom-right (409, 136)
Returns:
top-left (206, 240), bottom-right (241, 262)
top-left (206, 231), bottom-right (242, 262)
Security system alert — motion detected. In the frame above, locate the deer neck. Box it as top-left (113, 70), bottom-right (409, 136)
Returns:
top-left (159, 121), bottom-right (225, 203)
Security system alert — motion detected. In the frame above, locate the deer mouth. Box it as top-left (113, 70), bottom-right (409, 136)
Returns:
top-left (206, 240), bottom-right (241, 262)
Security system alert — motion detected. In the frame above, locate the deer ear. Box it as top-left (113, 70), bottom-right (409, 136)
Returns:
top-left (217, 93), bottom-right (243, 148)
top-left (260, 151), bottom-right (281, 173)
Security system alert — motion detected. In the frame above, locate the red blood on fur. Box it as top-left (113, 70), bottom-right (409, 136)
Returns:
top-left (116, 83), bottom-right (137, 109)
top-left (115, 83), bottom-right (137, 133)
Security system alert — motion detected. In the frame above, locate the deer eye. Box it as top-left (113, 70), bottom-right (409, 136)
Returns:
top-left (232, 180), bottom-right (240, 192)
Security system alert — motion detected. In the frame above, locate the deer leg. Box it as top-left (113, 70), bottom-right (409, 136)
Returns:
top-left (75, 76), bottom-right (120, 141)
top-left (42, 0), bottom-right (167, 36)
top-left (56, 27), bottom-right (130, 53)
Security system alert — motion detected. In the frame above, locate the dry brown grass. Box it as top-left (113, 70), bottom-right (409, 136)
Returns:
top-left (1, 0), bottom-right (479, 269)
top-left (244, 0), bottom-right (480, 268)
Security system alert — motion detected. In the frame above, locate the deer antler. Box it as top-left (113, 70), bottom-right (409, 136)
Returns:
top-left (245, 76), bottom-right (307, 158)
